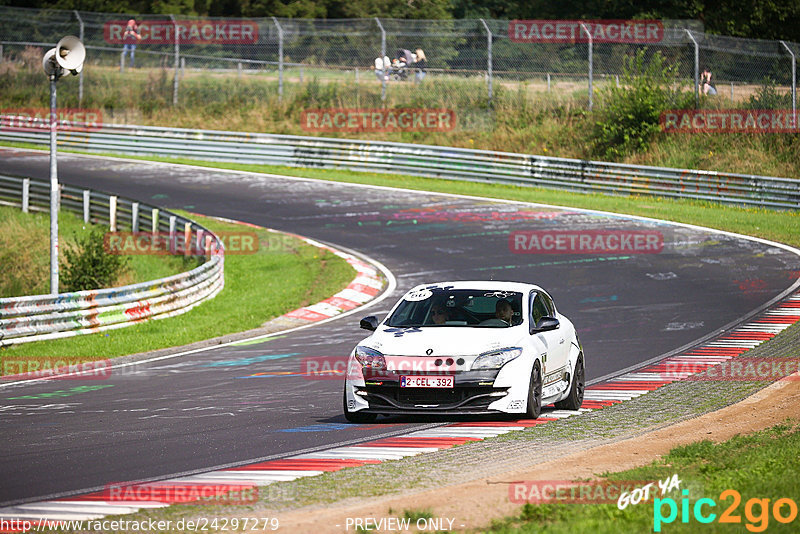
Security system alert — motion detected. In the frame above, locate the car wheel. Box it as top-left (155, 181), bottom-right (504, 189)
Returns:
top-left (525, 360), bottom-right (542, 419)
top-left (555, 353), bottom-right (585, 410)
top-left (343, 385), bottom-right (377, 423)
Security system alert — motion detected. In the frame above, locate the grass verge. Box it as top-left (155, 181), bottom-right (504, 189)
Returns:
top-left (484, 420), bottom-right (800, 533)
top-left (0, 204), bottom-right (188, 297)
top-left (0, 211), bottom-right (356, 365)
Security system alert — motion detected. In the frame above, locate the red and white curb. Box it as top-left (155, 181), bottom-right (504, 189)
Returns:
top-left (2, 292), bottom-right (798, 527)
top-left (283, 238), bottom-right (384, 322)
top-left (199, 218), bottom-right (386, 325)
top-left (583, 291), bottom-right (800, 408)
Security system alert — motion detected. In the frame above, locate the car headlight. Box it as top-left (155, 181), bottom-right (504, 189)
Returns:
top-left (471, 347), bottom-right (522, 370)
top-left (354, 346), bottom-right (386, 369)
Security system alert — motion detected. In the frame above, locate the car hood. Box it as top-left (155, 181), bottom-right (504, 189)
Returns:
top-left (362, 325), bottom-right (525, 358)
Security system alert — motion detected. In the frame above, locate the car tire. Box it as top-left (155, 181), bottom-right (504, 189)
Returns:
top-left (525, 360), bottom-right (542, 419)
top-left (343, 386), bottom-right (377, 423)
top-left (555, 353), bottom-right (585, 411)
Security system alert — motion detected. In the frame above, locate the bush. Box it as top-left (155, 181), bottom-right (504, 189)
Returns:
top-left (745, 77), bottom-right (794, 110)
top-left (592, 50), bottom-right (694, 160)
top-left (61, 228), bottom-right (129, 292)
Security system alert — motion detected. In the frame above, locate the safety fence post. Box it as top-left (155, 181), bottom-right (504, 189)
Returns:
top-left (272, 17), bottom-right (284, 102)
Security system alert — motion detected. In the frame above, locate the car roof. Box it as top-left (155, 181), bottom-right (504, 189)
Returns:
top-left (407, 281), bottom-right (545, 294)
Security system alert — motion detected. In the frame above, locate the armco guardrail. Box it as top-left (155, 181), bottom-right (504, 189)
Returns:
top-left (0, 174), bottom-right (224, 345)
top-left (0, 119), bottom-right (798, 209)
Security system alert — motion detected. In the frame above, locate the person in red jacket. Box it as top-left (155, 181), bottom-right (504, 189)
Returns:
top-left (122, 19), bottom-right (141, 68)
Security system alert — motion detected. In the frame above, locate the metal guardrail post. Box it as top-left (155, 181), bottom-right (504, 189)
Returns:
top-left (169, 215), bottom-right (177, 254)
top-left (184, 222), bottom-right (192, 256)
top-left (74, 10), bottom-right (84, 105)
top-left (152, 208), bottom-right (159, 234)
top-left (83, 189), bottom-right (90, 222)
top-left (480, 19), bottom-right (493, 105)
top-left (109, 195), bottom-right (117, 231)
top-left (780, 41), bottom-right (797, 130)
top-left (170, 15), bottom-right (179, 106)
top-left (375, 17), bottom-right (386, 102)
top-left (0, 44), bottom-right (3, 63)
top-left (580, 23), bottom-right (593, 111)
top-left (686, 30), bottom-right (699, 108)
top-left (22, 178), bottom-right (29, 213)
top-left (131, 201), bottom-right (139, 232)
top-left (272, 17), bottom-right (284, 102)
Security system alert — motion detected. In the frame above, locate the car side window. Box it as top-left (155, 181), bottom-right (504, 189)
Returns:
top-left (530, 293), bottom-right (547, 326)
top-left (541, 293), bottom-right (556, 316)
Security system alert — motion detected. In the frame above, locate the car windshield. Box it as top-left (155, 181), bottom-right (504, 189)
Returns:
top-left (386, 288), bottom-right (523, 327)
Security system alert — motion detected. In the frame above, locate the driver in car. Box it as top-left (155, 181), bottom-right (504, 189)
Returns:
top-left (430, 304), bottom-right (450, 324)
top-left (495, 299), bottom-right (514, 325)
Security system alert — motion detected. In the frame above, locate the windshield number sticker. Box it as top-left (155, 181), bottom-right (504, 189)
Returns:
top-left (405, 289), bottom-right (433, 302)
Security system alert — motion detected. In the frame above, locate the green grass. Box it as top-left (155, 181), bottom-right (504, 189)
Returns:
top-left (0, 204), bottom-right (187, 297)
top-left (0, 211), bottom-right (357, 364)
top-left (482, 420), bottom-right (800, 533)
top-left (402, 508), bottom-right (435, 522)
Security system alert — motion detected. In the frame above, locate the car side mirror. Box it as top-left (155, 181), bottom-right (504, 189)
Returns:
top-left (530, 316), bottom-right (559, 334)
top-left (360, 316), bottom-right (379, 331)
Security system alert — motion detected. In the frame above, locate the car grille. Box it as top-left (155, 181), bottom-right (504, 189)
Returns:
top-left (360, 385), bottom-right (505, 410)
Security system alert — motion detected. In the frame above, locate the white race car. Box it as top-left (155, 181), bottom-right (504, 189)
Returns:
top-left (343, 281), bottom-right (585, 422)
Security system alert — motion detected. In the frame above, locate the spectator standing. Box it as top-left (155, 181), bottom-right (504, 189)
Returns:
top-left (122, 19), bottom-right (141, 69)
top-left (414, 48), bottom-right (427, 83)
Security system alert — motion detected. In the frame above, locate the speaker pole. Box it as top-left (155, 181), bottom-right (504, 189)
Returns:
top-left (49, 70), bottom-right (59, 295)
top-left (43, 36), bottom-right (85, 295)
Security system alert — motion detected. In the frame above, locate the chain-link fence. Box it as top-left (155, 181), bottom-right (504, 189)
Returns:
top-left (0, 6), bottom-right (797, 123)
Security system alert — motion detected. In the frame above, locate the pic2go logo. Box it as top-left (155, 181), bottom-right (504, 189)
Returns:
top-left (654, 489), bottom-right (798, 532)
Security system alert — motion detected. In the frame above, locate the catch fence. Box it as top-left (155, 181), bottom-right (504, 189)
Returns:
top-left (0, 7), bottom-right (797, 111)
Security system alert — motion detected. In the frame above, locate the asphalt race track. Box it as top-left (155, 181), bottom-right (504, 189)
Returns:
top-left (1, 149), bottom-right (798, 505)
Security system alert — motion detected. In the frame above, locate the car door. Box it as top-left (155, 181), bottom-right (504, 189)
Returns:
top-left (529, 291), bottom-right (569, 385)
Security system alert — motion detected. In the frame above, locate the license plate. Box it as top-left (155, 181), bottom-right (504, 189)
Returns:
top-left (400, 375), bottom-right (454, 388)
